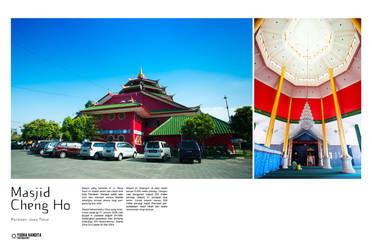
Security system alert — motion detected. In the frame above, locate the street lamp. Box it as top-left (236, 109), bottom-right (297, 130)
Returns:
top-left (224, 96), bottom-right (231, 123)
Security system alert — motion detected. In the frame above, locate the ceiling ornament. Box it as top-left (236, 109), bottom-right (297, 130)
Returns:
top-left (300, 101), bottom-right (315, 130)
top-left (300, 42), bottom-right (314, 130)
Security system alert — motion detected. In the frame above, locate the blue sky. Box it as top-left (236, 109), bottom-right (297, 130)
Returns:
top-left (11, 18), bottom-right (252, 128)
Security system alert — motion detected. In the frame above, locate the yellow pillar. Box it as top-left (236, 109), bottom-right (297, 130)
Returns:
top-left (283, 97), bottom-right (292, 157)
top-left (254, 18), bottom-right (265, 33)
top-left (329, 68), bottom-right (349, 157)
top-left (320, 98), bottom-right (328, 157)
top-left (265, 66), bottom-right (286, 147)
top-left (351, 18), bottom-right (361, 35)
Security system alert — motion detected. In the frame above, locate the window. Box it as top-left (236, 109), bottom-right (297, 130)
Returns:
top-left (118, 135), bottom-right (125, 142)
top-left (146, 142), bottom-right (160, 148)
top-left (82, 142), bottom-right (92, 148)
top-left (97, 114), bottom-right (103, 121)
top-left (118, 113), bottom-right (125, 120)
top-left (104, 143), bottom-right (115, 148)
top-left (109, 113), bottom-right (115, 120)
top-left (107, 135), bottom-right (114, 142)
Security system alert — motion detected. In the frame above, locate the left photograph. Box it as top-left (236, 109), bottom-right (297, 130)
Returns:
top-left (11, 18), bottom-right (253, 179)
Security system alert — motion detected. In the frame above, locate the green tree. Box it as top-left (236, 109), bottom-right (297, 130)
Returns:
top-left (21, 119), bottom-right (61, 140)
top-left (85, 100), bottom-right (94, 108)
top-left (230, 106), bottom-right (252, 147)
top-left (61, 116), bottom-right (74, 141)
top-left (62, 115), bottom-right (98, 142)
top-left (181, 113), bottom-right (216, 148)
top-left (76, 100), bottom-right (95, 116)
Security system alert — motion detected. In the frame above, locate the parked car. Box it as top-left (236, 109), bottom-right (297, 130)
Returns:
top-left (11, 141), bottom-right (24, 150)
top-left (54, 142), bottom-right (82, 158)
top-left (144, 141), bottom-right (171, 161)
top-left (80, 141), bottom-right (105, 160)
top-left (179, 140), bottom-right (202, 163)
top-left (33, 141), bottom-right (52, 154)
top-left (41, 141), bottom-right (60, 157)
top-left (102, 142), bottom-right (137, 161)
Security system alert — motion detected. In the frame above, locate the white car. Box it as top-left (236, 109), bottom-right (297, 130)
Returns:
top-left (144, 141), bottom-right (171, 161)
top-left (102, 142), bottom-right (137, 161)
top-left (80, 141), bottom-right (105, 160)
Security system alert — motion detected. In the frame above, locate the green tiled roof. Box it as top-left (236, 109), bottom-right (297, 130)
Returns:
top-left (150, 115), bottom-right (232, 136)
top-left (81, 102), bottom-right (141, 112)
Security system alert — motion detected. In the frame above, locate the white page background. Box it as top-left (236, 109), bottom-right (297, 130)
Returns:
top-left (1, 1), bottom-right (371, 249)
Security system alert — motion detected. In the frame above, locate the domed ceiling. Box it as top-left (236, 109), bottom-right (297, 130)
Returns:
top-left (254, 18), bottom-right (361, 146)
top-left (256, 18), bottom-right (360, 86)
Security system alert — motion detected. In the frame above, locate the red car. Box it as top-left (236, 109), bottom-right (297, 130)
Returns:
top-left (54, 142), bottom-right (82, 158)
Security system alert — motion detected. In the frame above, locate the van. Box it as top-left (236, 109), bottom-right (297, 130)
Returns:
top-left (179, 140), bottom-right (202, 163)
top-left (144, 141), bottom-right (171, 161)
top-left (102, 142), bottom-right (137, 161)
top-left (80, 141), bottom-right (105, 160)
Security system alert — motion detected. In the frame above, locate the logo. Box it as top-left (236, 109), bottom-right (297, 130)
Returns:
top-left (11, 233), bottom-right (42, 240)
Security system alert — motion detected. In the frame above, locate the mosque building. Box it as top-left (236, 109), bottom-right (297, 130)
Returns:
top-left (80, 69), bottom-right (234, 152)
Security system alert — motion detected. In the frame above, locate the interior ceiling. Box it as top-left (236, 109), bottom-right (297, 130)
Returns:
top-left (256, 18), bottom-right (360, 87)
top-left (254, 18), bottom-right (361, 146)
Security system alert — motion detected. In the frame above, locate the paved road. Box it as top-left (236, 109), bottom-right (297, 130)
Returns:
top-left (11, 150), bottom-right (252, 179)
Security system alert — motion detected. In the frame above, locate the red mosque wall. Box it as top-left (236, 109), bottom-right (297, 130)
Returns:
top-left (103, 92), bottom-right (179, 111)
top-left (97, 112), bottom-right (135, 130)
top-left (255, 79), bottom-right (361, 121)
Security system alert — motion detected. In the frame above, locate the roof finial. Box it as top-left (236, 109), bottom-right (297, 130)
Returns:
top-left (138, 67), bottom-right (145, 78)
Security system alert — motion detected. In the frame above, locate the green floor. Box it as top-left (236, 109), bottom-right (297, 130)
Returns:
top-left (259, 165), bottom-right (361, 179)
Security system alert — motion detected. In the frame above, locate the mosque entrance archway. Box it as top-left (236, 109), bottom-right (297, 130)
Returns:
top-left (292, 142), bottom-right (319, 166)
top-left (290, 131), bottom-right (321, 167)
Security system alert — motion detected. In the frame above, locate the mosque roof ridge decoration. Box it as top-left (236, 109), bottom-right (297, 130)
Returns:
top-left (138, 67), bottom-right (145, 78)
top-left (120, 68), bottom-right (167, 96)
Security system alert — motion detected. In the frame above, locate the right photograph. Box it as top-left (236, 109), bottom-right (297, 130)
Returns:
top-left (253, 18), bottom-right (361, 179)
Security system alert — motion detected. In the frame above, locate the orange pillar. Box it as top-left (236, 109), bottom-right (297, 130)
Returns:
top-left (329, 68), bottom-right (355, 173)
top-left (264, 66), bottom-right (286, 147)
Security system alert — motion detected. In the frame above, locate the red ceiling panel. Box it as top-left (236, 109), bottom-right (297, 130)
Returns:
top-left (255, 79), bottom-right (361, 121)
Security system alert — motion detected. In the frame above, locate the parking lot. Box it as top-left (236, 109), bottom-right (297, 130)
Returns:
top-left (11, 150), bottom-right (252, 179)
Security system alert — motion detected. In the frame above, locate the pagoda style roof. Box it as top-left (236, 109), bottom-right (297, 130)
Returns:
top-left (150, 115), bottom-right (232, 136)
top-left (120, 68), bottom-right (173, 97)
top-left (141, 90), bottom-right (185, 109)
top-left (80, 101), bottom-right (199, 118)
top-left (94, 89), bottom-right (191, 110)
top-left (88, 69), bottom-right (201, 117)
top-left (120, 83), bottom-right (168, 95)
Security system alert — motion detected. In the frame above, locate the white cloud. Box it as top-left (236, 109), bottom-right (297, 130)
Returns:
top-left (201, 106), bottom-right (237, 122)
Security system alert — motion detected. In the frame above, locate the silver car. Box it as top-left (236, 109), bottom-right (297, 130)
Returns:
top-left (144, 141), bottom-right (171, 161)
top-left (102, 142), bottom-right (137, 161)
top-left (80, 141), bottom-right (105, 160)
